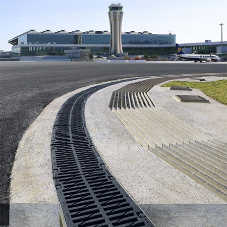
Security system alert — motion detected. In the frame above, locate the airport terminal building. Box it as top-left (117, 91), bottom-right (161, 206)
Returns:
top-left (8, 29), bottom-right (227, 57)
top-left (7, 3), bottom-right (227, 59)
top-left (8, 29), bottom-right (177, 56)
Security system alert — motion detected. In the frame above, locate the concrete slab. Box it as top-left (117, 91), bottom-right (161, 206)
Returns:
top-left (149, 76), bottom-right (227, 143)
top-left (173, 95), bottom-right (210, 103)
top-left (139, 204), bottom-right (227, 227)
top-left (9, 73), bottom-right (226, 226)
top-left (85, 79), bottom-right (225, 204)
top-left (85, 75), bottom-right (226, 226)
top-left (9, 204), bottom-right (59, 227)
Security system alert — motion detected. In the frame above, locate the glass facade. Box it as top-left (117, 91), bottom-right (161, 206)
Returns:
top-left (27, 34), bottom-right (75, 44)
top-left (21, 46), bottom-right (71, 56)
top-left (109, 7), bottom-right (123, 10)
top-left (123, 47), bottom-right (176, 55)
top-left (24, 33), bottom-right (175, 45)
top-left (12, 46), bottom-right (176, 56)
top-left (182, 45), bottom-right (217, 54)
top-left (10, 31), bottom-right (182, 56)
top-left (18, 34), bottom-right (28, 45)
top-left (79, 35), bottom-right (110, 44)
top-left (122, 34), bottom-right (175, 45)
top-left (12, 46), bottom-right (89, 56)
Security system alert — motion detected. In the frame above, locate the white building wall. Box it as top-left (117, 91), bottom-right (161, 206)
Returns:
top-left (217, 46), bottom-right (227, 53)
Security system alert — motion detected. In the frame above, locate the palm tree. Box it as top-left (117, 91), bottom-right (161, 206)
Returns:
top-left (144, 54), bottom-right (149, 60)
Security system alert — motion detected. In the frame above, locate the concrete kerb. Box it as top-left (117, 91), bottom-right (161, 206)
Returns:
top-left (9, 76), bottom-right (150, 227)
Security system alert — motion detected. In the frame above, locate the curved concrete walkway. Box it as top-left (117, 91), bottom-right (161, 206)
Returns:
top-left (9, 77), bottom-right (145, 226)
top-left (85, 77), bottom-right (226, 204)
top-left (85, 75), bottom-right (227, 227)
top-left (10, 74), bottom-right (227, 226)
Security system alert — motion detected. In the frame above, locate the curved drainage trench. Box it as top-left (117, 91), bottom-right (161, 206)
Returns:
top-left (51, 79), bottom-right (156, 227)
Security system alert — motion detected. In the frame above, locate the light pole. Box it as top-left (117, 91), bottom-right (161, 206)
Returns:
top-left (219, 23), bottom-right (224, 46)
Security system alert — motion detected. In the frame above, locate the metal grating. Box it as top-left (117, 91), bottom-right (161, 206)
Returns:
top-left (170, 86), bottom-right (192, 91)
top-left (174, 95), bottom-right (210, 103)
top-left (193, 78), bottom-right (206, 81)
top-left (51, 81), bottom-right (155, 227)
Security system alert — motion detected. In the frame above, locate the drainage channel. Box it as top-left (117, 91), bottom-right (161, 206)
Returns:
top-left (51, 79), bottom-right (155, 227)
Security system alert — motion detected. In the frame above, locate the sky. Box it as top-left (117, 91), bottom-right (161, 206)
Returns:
top-left (0, 0), bottom-right (226, 51)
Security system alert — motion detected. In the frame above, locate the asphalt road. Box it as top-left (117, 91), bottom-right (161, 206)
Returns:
top-left (0, 61), bottom-right (226, 224)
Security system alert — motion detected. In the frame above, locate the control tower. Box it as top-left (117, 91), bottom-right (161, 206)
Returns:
top-left (108, 3), bottom-right (124, 54)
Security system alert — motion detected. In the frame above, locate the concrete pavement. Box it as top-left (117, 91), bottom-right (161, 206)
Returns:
top-left (9, 73), bottom-right (227, 226)
top-left (1, 61), bottom-right (226, 212)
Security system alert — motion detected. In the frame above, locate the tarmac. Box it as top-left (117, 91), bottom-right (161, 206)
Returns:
top-left (9, 73), bottom-right (227, 227)
top-left (2, 61), bottom-right (227, 213)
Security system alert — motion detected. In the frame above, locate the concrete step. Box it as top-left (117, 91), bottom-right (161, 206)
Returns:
top-left (199, 140), bottom-right (227, 156)
top-left (155, 145), bottom-right (227, 198)
top-left (109, 80), bottom-right (156, 109)
top-left (127, 108), bottom-right (176, 145)
top-left (144, 108), bottom-right (197, 142)
top-left (162, 144), bottom-right (227, 186)
top-left (155, 145), bottom-right (227, 194)
top-left (148, 146), bottom-right (227, 202)
top-left (136, 108), bottom-right (185, 144)
top-left (143, 93), bottom-right (155, 107)
top-left (173, 143), bottom-right (227, 172)
top-left (109, 80), bottom-right (227, 201)
top-left (137, 92), bottom-right (146, 107)
top-left (211, 139), bottom-right (227, 148)
top-left (140, 92), bottom-right (149, 107)
top-left (190, 142), bottom-right (227, 162)
top-left (127, 92), bottom-right (134, 108)
top-left (150, 108), bottom-right (209, 141)
top-left (112, 108), bottom-right (150, 149)
top-left (183, 143), bottom-right (227, 168)
top-left (119, 108), bottom-right (162, 147)
top-left (133, 92), bottom-right (142, 108)
top-left (116, 108), bottom-right (158, 148)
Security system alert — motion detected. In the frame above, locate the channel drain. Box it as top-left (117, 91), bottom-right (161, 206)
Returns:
top-left (51, 81), bottom-right (155, 227)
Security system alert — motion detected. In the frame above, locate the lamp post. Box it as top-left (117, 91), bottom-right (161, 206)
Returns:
top-left (219, 23), bottom-right (224, 46)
